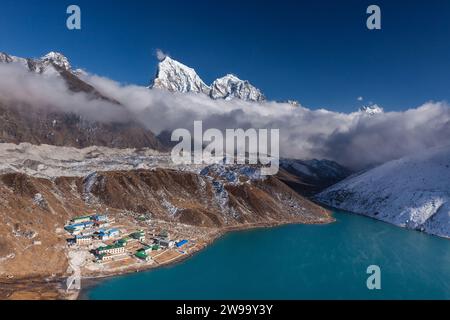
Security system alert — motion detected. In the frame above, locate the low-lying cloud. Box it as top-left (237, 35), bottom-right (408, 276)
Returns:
top-left (1, 62), bottom-right (450, 171)
top-left (0, 63), bottom-right (131, 123)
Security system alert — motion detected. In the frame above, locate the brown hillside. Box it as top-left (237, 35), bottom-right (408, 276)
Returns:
top-left (0, 169), bottom-right (332, 281)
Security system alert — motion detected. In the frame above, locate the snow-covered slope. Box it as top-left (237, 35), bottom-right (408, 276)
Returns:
top-left (150, 56), bottom-right (265, 102)
top-left (151, 56), bottom-right (210, 94)
top-left (210, 74), bottom-right (265, 102)
top-left (317, 145), bottom-right (450, 238)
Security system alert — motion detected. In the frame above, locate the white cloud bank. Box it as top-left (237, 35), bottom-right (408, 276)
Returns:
top-left (1, 62), bottom-right (450, 171)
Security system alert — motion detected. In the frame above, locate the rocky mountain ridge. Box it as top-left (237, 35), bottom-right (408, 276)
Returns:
top-left (150, 56), bottom-right (265, 102)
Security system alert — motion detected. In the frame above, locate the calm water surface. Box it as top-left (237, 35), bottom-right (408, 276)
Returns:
top-left (85, 211), bottom-right (450, 300)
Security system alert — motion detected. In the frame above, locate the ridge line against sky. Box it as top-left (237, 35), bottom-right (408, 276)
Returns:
top-left (1, 0), bottom-right (450, 112)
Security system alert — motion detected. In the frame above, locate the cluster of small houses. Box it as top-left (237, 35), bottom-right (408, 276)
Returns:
top-left (64, 214), bottom-right (189, 263)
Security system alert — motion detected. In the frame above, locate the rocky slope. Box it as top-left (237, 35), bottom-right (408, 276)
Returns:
top-left (0, 51), bottom-right (164, 150)
top-left (317, 145), bottom-right (450, 238)
top-left (0, 51), bottom-right (118, 102)
top-left (0, 100), bottom-right (163, 150)
top-left (0, 157), bottom-right (332, 281)
top-left (279, 159), bottom-right (352, 196)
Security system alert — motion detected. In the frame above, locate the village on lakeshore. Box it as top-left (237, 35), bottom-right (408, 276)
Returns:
top-left (63, 212), bottom-right (202, 274)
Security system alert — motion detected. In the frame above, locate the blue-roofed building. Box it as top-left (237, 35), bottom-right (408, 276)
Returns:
top-left (64, 221), bottom-right (94, 234)
top-left (108, 228), bottom-right (120, 238)
top-left (97, 231), bottom-right (107, 240)
top-left (97, 228), bottom-right (120, 240)
top-left (176, 240), bottom-right (188, 248)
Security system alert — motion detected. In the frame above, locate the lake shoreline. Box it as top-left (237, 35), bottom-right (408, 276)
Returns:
top-left (83, 210), bottom-right (450, 300)
top-left (78, 215), bottom-right (334, 300)
top-left (316, 202), bottom-right (450, 240)
top-left (0, 212), bottom-right (332, 300)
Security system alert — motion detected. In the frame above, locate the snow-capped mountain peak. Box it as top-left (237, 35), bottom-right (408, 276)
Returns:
top-left (150, 54), bottom-right (266, 102)
top-left (151, 56), bottom-right (210, 94)
top-left (210, 74), bottom-right (266, 102)
top-left (359, 104), bottom-right (384, 115)
top-left (40, 51), bottom-right (71, 70)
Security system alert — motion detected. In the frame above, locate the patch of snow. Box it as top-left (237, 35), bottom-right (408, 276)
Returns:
top-left (161, 198), bottom-right (179, 217)
top-left (212, 180), bottom-right (229, 210)
top-left (0, 253), bottom-right (15, 263)
top-left (200, 163), bottom-right (264, 185)
top-left (83, 172), bottom-right (98, 194)
top-left (33, 193), bottom-right (48, 210)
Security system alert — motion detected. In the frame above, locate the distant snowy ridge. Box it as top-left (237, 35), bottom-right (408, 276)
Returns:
top-left (0, 52), bottom-right (28, 67)
top-left (359, 104), bottom-right (384, 115)
top-left (150, 56), bottom-right (265, 102)
top-left (281, 158), bottom-right (351, 181)
top-left (210, 74), bottom-right (265, 102)
top-left (0, 51), bottom-right (74, 76)
top-left (316, 145), bottom-right (450, 238)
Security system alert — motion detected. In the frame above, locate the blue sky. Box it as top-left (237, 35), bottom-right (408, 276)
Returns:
top-left (1, 0), bottom-right (450, 112)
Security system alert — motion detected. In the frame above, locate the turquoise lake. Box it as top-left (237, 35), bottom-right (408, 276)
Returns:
top-left (85, 211), bottom-right (450, 300)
